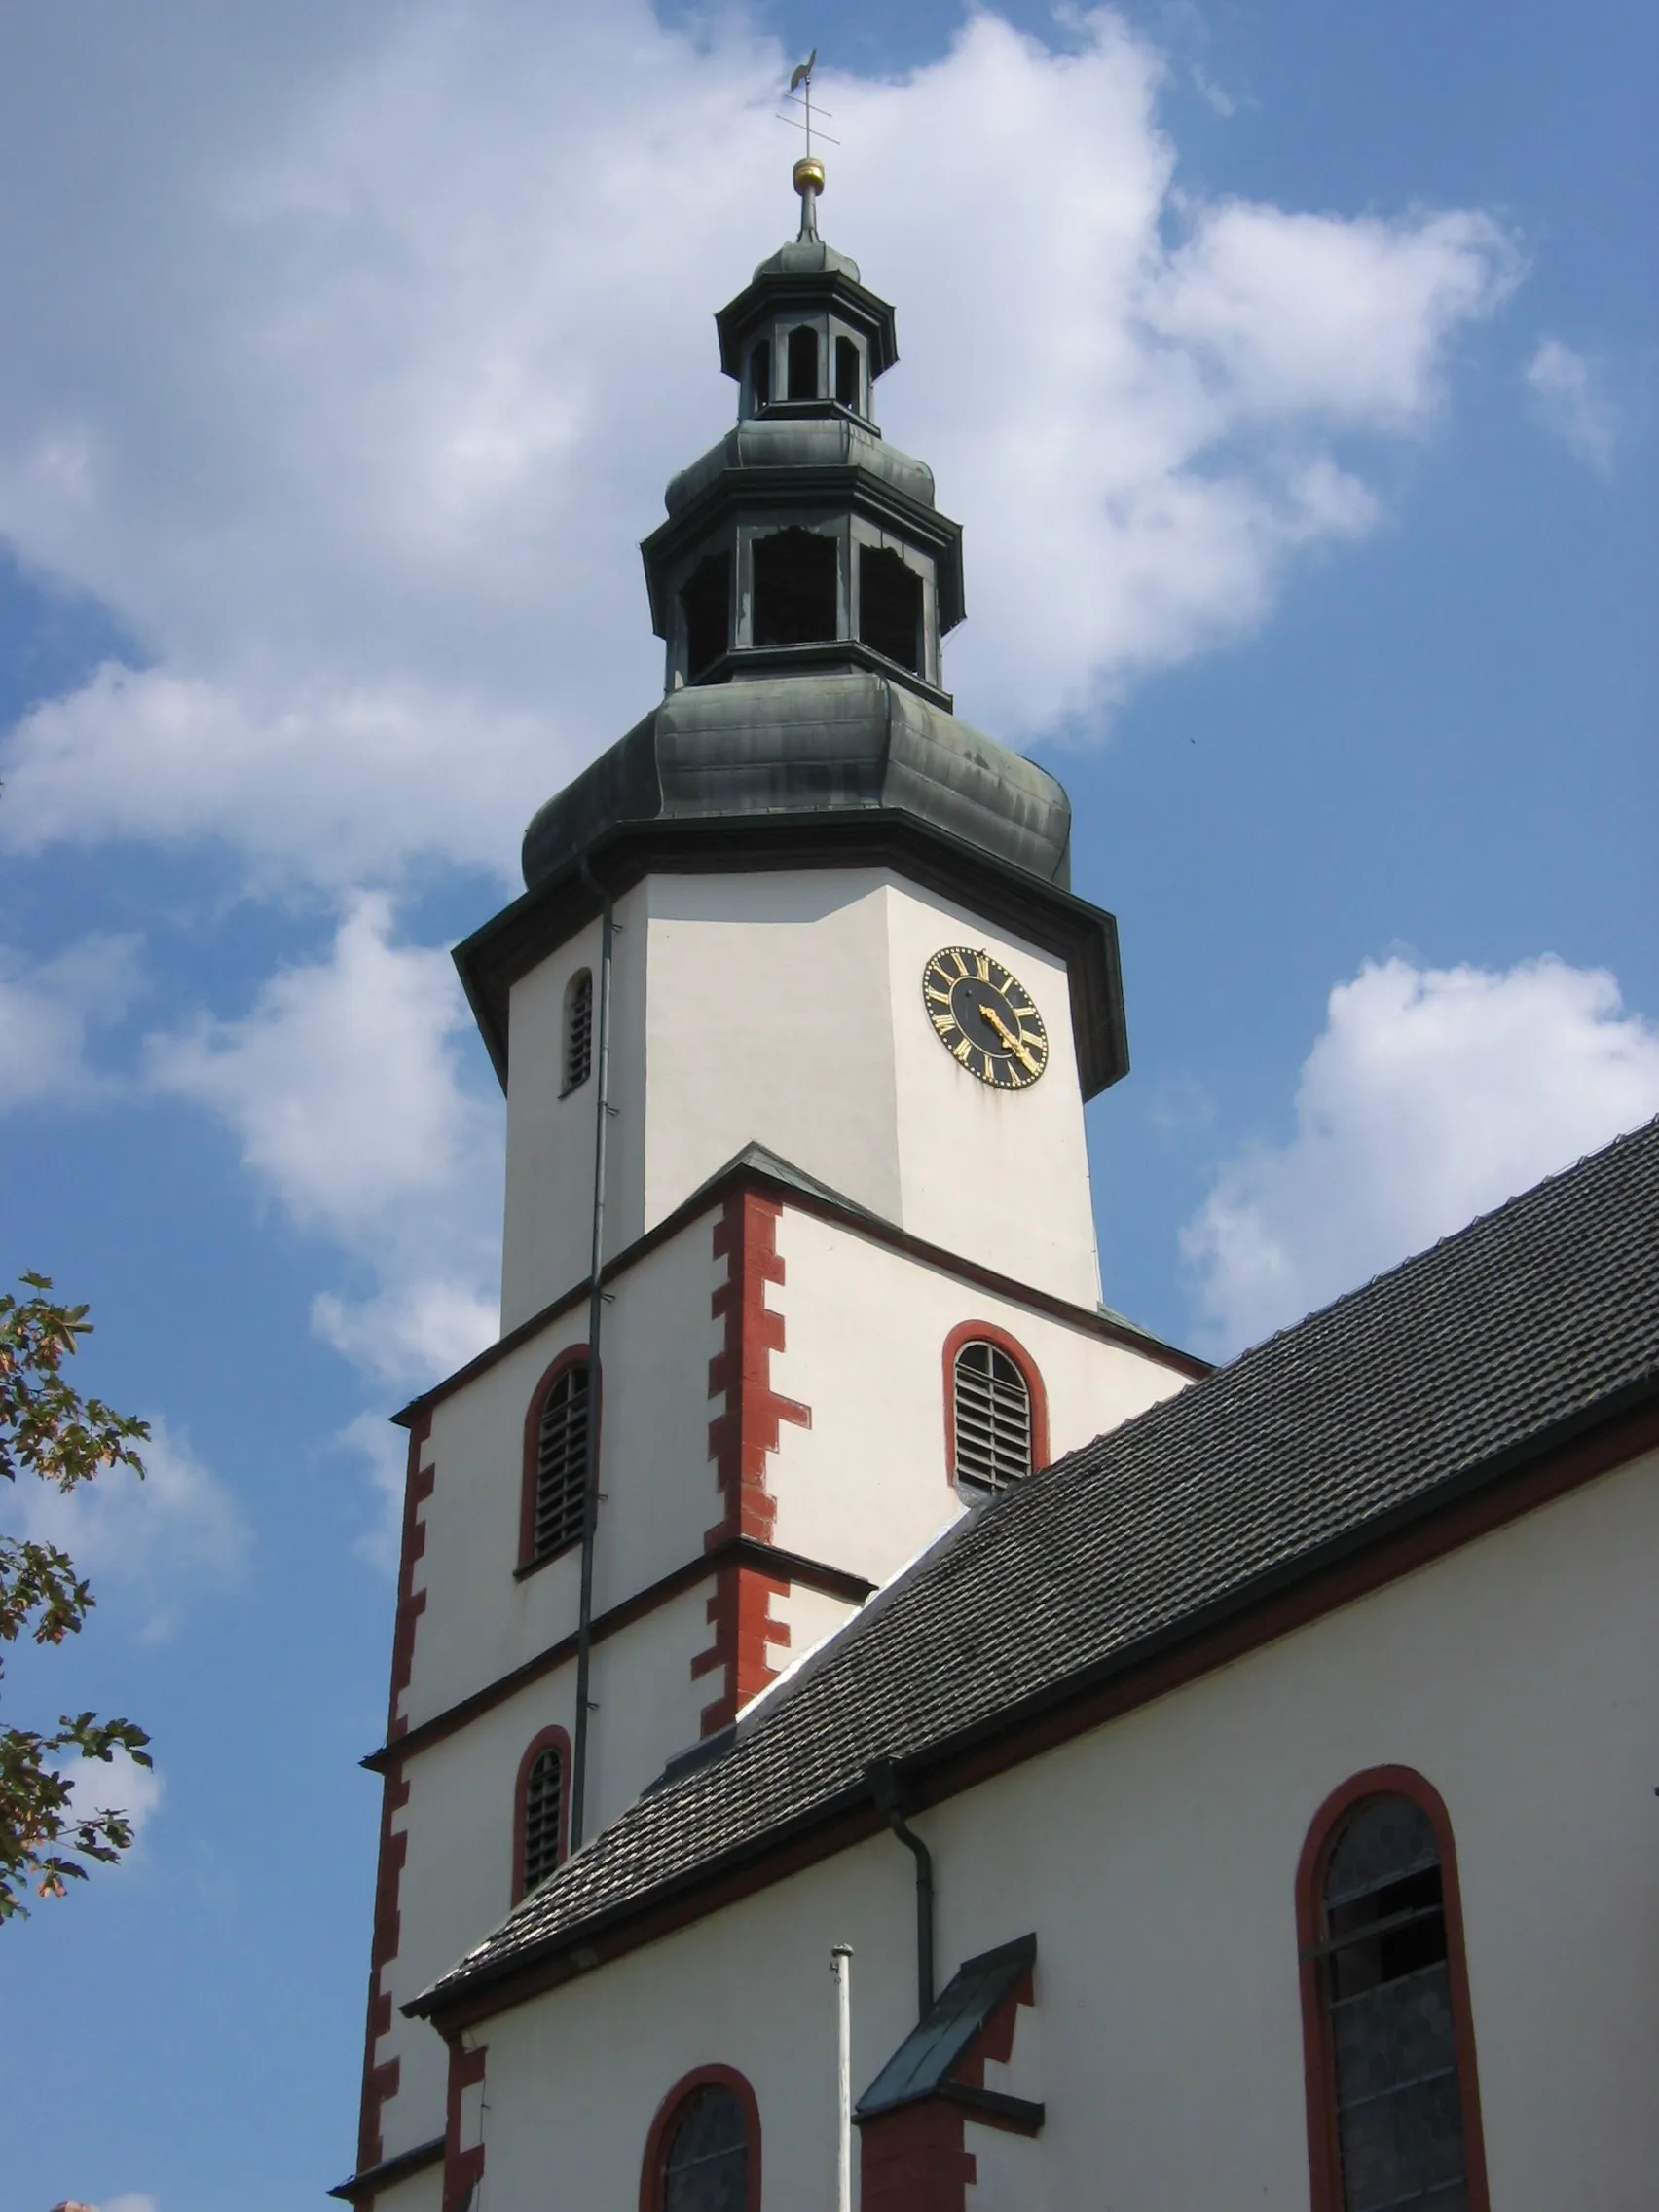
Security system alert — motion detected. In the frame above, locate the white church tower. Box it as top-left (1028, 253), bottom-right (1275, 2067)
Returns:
top-left (340, 157), bottom-right (1202, 2209)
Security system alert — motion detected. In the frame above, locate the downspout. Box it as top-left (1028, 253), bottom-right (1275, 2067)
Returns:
top-left (867, 1758), bottom-right (935, 2020)
top-left (569, 866), bottom-right (616, 1852)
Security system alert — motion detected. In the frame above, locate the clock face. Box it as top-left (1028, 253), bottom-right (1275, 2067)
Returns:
top-left (922, 946), bottom-right (1049, 1089)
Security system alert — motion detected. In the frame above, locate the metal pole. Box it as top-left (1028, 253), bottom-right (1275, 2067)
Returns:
top-left (831, 1943), bottom-right (853, 2212)
top-left (569, 877), bottom-right (615, 1852)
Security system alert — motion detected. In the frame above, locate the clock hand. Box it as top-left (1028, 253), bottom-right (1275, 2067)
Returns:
top-left (979, 1001), bottom-right (1041, 1075)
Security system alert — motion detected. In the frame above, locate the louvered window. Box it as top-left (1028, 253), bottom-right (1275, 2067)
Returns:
top-left (952, 1340), bottom-right (1032, 1493)
top-left (520, 1744), bottom-right (564, 1895)
top-left (1317, 1794), bottom-right (1470, 2209)
top-left (564, 968), bottom-right (593, 1094)
top-left (533, 1362), bottom-right (590, 1561)
top-left (661, 2084), bottom-right (749, 2212)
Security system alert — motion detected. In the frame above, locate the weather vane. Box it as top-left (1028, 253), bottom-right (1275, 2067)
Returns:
top-left (778, 49), bottom-right (838, 240)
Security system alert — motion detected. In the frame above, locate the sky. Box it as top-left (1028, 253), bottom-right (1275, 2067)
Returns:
top-left (0, 3), bottom-right (1653, 2205)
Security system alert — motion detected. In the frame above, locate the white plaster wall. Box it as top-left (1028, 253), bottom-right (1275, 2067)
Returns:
top-left (640, 868), bottom-right (903, 1233)
top-left (412, 1131), bottom-right (1182, 1756)
top-left (375, 1677), bottom-right (582, 2163)
top-left (500, 880), bottom-right (651, 1331)
top-left (584, 1581), bottom-right (724, 1825)
top-left (473, 1830), bottom-right (923, 2212)
top-left (409, 1213), bottom-right (723, 1732)
top-left (371, 1584), bottom-right (772, 2171)
top-left (578, 1222), bottom-right (727, 1610)
top-left (764, 1202), bottom-right (1192, 1582)
top-left (501, 865), bottom-right (1104, 1334)
top-left (465, 1447), bottom-right (1659, 2210)
top-left (373, 2164), bottom-right (443, 2212)
top-left (412, 1316), bottom-right (587, 1729)
top-left (878, 879), bottom-right (1100, 1307)
top-left (637, 869), bottom-right (1100, 1304)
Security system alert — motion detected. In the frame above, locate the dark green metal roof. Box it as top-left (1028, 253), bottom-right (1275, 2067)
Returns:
top-left (857, 1935), bottom-right (1038, 2118)
top-left (663, 415), bottom-right (935, 517)
top-left (521, 672), bottom-right (1071, 892)
top-left (715, 236), bottom-right (899, 380)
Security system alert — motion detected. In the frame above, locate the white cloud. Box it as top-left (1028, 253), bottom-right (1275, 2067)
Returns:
top-left (1183, 954), bottom-right (1659, 1353)
top-left (20, 1419), bottom-right (248, 1641)
top-left (1525, 338), bottom-right (1615, 470)
top-left (1191, 64), bottom-right (1237, 118)
top-left (149, 893), bottom-right (484, 1237)
top-left (0, 934), bottom-right (143, 1109)
top-left (314, 1274), bottom-right (498, 1395)
top-left (49, 2199), bottom-right (158, 2212)
top-left (146, 893), bottom-right (499, 1395)
top-left (0, 6), bottom-right (1518, 877)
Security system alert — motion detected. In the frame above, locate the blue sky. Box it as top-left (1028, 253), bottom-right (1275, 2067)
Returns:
top-left (1, 5), bottom-right (1653, 2206)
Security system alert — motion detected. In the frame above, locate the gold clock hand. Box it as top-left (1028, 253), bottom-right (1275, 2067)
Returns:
top-left (980, 1001), bottom-right (1041, 1075)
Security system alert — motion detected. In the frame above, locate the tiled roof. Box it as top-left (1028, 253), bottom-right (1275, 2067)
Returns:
top-left (417, 1117), bottom-right (1659, 2016)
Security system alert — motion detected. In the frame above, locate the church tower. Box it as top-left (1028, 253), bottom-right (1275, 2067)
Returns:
top-left (341, 159), bottom-right (1203, 2210)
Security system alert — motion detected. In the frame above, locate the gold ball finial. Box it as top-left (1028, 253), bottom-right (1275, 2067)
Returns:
top-left (793, 154), bottom-right (826, 197)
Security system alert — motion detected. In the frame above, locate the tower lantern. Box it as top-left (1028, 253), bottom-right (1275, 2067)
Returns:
top-left (640, 165), bottom-right (954, 699)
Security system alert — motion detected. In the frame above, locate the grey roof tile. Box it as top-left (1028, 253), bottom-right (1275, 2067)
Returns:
top-left (418, 1117), bottom-right (1659, 2014)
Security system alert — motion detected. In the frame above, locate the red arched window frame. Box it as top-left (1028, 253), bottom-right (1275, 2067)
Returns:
top-left (941, 1319), bottom-right (1051, 1488)
top-left (509, 1723), bottom-right (571, 1906)
top-left (639, 2063), bottom-right (762, 2212)
top-left (517, 1342), bottom-right (598, 1573)
top-left (1295, 1764), bottom-right (1491, 2212)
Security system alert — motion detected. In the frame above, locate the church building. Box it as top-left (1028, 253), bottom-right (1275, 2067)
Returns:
top-left (332, 156), bottom-right (1659, 2212)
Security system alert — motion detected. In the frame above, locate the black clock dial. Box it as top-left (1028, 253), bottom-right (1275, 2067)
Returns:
top-left (922, 946), bottom-right (1049, 1089)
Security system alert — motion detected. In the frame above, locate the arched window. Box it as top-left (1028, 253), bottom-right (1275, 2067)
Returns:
top-left (518, 1352), bottom-right (592, 1569)
top-left (787, 322), bottom-right (819, 399)
top-left (749, 338), bottom-right (771, 410)
top-left (952, 1341), bottom-right (1031, 1492)
top-left (512, 1726), bottom-right (570, 1902)
top-left (1298, 1771), bottom-right (1489, 2212)
top-left (835, 334), bottom-right (862, 410)
top-left (943, 1324), bottom-right (1048, 1497)
top-left (644, 2067), bottom-right (760, 2212)
top-left (563, 968), bottom-right (593, 1094)
top-left (752, 526), bottom-right (838, 647)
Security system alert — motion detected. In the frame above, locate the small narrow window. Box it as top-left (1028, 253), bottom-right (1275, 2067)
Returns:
top-left (533, 1360), bottom-right (590, 1561)
top-left (787, 323), bottom-right (819, 400)
top-left (661, 2085), bottom-right (750, 2211)
top-left (520, 1742), bottom-right (564, 1895)
top-left (835, 335), bottom-right (861, 410)
top-left (859, 545), bottom-right (923, 674)
top-left (1305, 1787), bottom-right (1485, 2211)
top-left (750, 339), bottom-right (771, 409)
top-left (752, 527), bottom-right (838, 647)
top-left (681, 551), bottom-right (731, 682)
top-left (952, 1341), bottom-right (1032, 1493)
top-left (563, 969), bottom-right (593, 1094)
